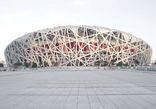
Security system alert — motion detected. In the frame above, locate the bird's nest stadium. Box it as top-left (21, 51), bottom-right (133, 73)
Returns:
top-left (5, 25), bottom-right (152, 68)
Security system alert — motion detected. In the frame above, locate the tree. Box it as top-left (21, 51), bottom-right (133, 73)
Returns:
top-left (0, 63), bottom-right (4, 67)
top-left (14, 62), bottom-right (22, 67)
top-left (116, 61), bottom-right (128, 67)
top-left (134, 59), bottom-right (139, 65)
top-left (116, 62), bottom-right (123, 66)
top-left (24, 62), bottom-right (30, 67)
top-left (32, 62), bottom-right (37, 68)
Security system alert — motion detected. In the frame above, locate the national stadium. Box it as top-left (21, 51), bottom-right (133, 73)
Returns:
top-left (4, 25), bottom-right (152, 68)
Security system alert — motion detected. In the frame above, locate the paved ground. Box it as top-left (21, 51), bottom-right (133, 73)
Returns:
top-left (0, 68), bottom-right (156, 109)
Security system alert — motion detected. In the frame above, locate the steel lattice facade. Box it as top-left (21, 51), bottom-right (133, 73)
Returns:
top-left (5, 25), bottom-right (152, 67)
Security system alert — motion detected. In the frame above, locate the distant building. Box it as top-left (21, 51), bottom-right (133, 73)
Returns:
top-left (4, 25), bottom-right (152, 68)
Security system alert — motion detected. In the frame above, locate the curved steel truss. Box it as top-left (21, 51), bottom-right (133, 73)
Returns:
top-left (5, 25), bottom-right (152, 67)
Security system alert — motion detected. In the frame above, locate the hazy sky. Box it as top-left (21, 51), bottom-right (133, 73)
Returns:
top-left (0, 0), bottom-right (156, 61)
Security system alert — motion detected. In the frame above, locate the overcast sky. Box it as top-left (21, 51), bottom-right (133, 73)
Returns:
top-left (0, 0), bottom-right (156, 61)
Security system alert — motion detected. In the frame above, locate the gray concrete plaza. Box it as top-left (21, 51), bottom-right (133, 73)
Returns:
top-left (0, 68), bottom-right (156, 109)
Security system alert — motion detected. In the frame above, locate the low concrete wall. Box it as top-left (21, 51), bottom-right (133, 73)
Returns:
top-left (136, 66), bottom-right (156, 71)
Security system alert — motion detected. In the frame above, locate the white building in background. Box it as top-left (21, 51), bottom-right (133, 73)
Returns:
top-left (4, 25), bottom-right (152, 68)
